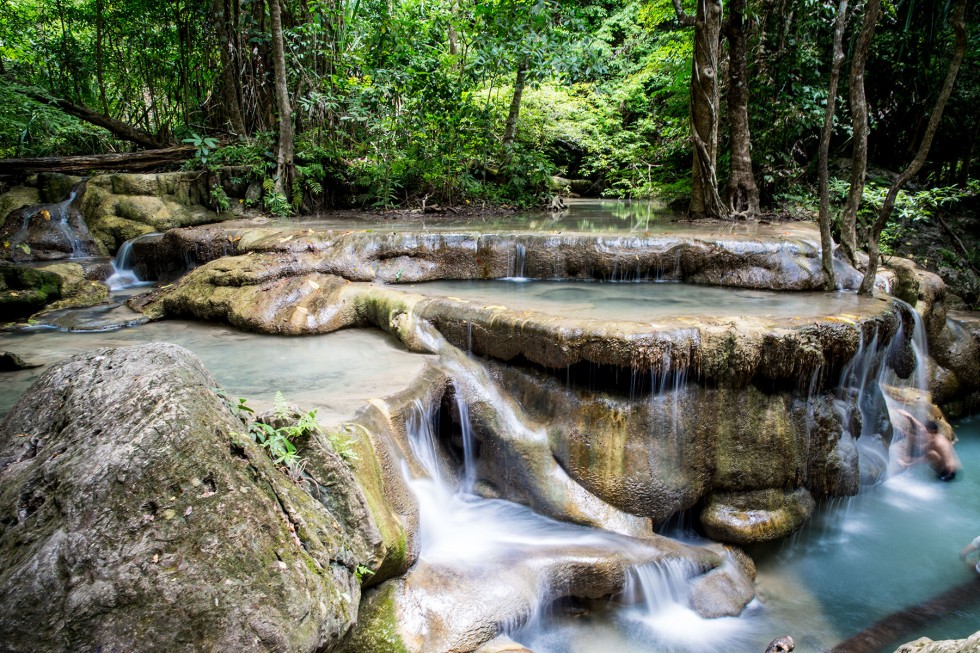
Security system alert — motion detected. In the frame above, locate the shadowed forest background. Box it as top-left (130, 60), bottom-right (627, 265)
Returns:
top-left (0, 0), bottom-right (977, 300)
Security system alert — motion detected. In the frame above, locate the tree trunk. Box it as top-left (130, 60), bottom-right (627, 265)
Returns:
top-left (269, 0), bottom-right (295, 198)
top-left (688, 0), bottom-right (727, 219)
top-left (14, 85), bottom-right (168, 149)
top-left (216, 0), bottom-right (247, 134)
top-left (502, 60), bottom-right (528, 148)
top-left (839, 0), bottom-right (881, 265)
top-left (858, 0), bottom-right (967, 295)
top-left (723, 0), bottom-right (760, 217)
top-left (95, 0), bottom-right (109, 116)
top-left (817, 0), bottom-right (849, 290)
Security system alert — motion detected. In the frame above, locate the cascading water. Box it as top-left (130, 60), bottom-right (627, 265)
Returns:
top-left (106, 234), bottom-right (161, 291)
top-left (393, 320), bottom-right (759, 651)
top-left (507, 241), bottom-right (528, 280)
top-left (4, 183), bottom-right (93, 260)
top-left (56, 187), bottom-right (90, 258)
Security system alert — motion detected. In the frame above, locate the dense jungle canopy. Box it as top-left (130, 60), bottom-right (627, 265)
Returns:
top-left (0, 0), bottom-right (977, 259)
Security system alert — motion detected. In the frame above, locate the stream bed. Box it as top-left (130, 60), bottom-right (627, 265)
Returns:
top-left (511, 419), bottom-right (980, 653)
top-left (1, 276), bottom-right (977, 652)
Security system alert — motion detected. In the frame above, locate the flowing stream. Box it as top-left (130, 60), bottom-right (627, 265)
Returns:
top-left (1, 222), bottom-right (977, 651)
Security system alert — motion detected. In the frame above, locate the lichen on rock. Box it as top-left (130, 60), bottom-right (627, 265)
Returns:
top-left (0, 343), bottom-right (375, 653)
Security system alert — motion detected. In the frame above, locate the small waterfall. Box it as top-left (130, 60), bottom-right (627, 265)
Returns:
top-left (55, 188), bottom-right (88, 258)
top-left (624, 559), bottom-right (694, 615)
top-left (4, 183), bottom-right (92, 259)
top-left (618, 560), bottom-right (753, 651)
top-left (405, 398), bottom-right (448, 489)
top-left (454, 385), bottom-right (477, 494)
top-left (106, 233), bottom-right (162, 291)
top-left (508, 242), bottom-right (528, 280)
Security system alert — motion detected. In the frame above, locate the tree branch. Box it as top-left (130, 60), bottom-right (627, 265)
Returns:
top-left (7, 80), bottom-right (169, 149)
top-left (672, 0), bottom-right (695, 26)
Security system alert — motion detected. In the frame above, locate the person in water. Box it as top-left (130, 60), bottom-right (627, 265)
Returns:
top-left (959, 536), bottom-right (980, 574)
top-left (895, 410), bottom-right (961, 481)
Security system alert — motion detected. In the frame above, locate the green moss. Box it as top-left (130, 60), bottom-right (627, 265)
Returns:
top-left (0, 263), bottom-right (61, 319)
top-left (344, 583), bottom-right (409, 653)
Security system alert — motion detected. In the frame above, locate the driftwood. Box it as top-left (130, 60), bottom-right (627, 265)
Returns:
top-left (0, 146), bottom-right (195, 175)
top-left (826, 578), bottom-right (980, 653)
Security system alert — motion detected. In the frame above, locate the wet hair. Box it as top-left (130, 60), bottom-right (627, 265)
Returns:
top-left (925, 420), bottom-right (940, 433)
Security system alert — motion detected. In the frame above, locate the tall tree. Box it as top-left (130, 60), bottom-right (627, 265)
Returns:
top-left (723, 0), bottom-right (759, 216)
top-left (674, 0), bottom-right (727, 219)
top-left (817, 0), bottom-right (850, 291)
top-left (215, 0), bottom-right (247, 135)
top-left (502, 59), bottom-right (528, 148)
top-left (839, 0), bottom-right (881, 265)
top-left (269, 0), bottom-right (295, 197)
top-left (858, 0), bottom-right (968, 295)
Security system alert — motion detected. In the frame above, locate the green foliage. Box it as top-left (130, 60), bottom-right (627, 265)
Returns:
top-left (209, 186), bottom-right (231, 212)
top-left (182, 133), bottom-right (219, 168)
top-left (3, 0), bottom-right (976, 212)
top-left (262, 177), bottom-right (292, 217)
top-left (220, 391), bottom-right (323, 470)
top-left (328, 424), bottom-right (363, 463)
top-left (355, 564), bottom-right (375, 582)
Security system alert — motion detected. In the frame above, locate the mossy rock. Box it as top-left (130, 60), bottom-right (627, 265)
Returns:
top-left (36, 173), bottom-right (83, 203)
top-left (0, 264), bottom-right (61, 320)
top-left (0, 186), bottom-right (40, 225)
top-left (700, 488), bottom-right (815, 545)
top-left (344, 582), bottom-right (410, 653)
top-left (34, 262), bottom-right (109, 311)
top-left (0, 343), bottom-right (368, 652)
top-left (88, 215), bottom-right (157, 254)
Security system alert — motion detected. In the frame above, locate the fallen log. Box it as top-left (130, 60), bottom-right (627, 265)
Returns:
top-left (0, 146), bottom-right (196, 175)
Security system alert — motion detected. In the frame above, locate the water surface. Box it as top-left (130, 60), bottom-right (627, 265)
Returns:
top-left (399, 279), bottom-right (887, 323)
top-left (0, 316), bottom-right (432, 424)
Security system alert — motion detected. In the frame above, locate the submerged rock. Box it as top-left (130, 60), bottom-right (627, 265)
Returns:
top-left (0, 351), bottom-right (40, 371)
top-left (700, 488), bottom-right (816, 545)
top-left (0, 343), bottom-right (373, 653)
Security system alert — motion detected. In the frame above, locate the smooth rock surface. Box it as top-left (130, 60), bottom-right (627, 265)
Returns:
top-left (0, 343), bottom-right (373, 653)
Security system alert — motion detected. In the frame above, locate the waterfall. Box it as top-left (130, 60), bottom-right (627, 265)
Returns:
top-left (5, 183), bottom-right (92, 259)
top-left (106, 233), bottom-right (161, 291)
top-left (612, 559), bottom-right (753, 652)
top-left (55, 188), bottom-right (89, 258)
top-left (454, 385), bottom-right (477, 494)
top-left (507, 242), bottom-right (528, 280)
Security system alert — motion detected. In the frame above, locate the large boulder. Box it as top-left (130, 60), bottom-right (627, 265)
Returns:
top-left (0, 343), bottom-right (373, 653)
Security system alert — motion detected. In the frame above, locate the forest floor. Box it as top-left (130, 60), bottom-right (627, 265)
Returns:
top-left (888, 205), bottom-right (979, 309)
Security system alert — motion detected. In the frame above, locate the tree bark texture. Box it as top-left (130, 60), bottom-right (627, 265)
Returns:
top-left (15, 85), bottom-right (168, 149)
top-left (216, 0), bottom-right (247, 135)
top-left (724, 0), bottom-right (760, 217)
top-left (269, 0), bottom-right (295, 197)
top-left (0, 147), bottom-right (196, 175)
top-left (817, 0), bottom-right (849, 290)
top-left (502, 60), bottom-right (529, 148)
top-left (688, 0), bottom-right (727, 219)
top-left (839, 0), bottom-right (881, 265)
top-left (858, 0), bottom-right (967, 295)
